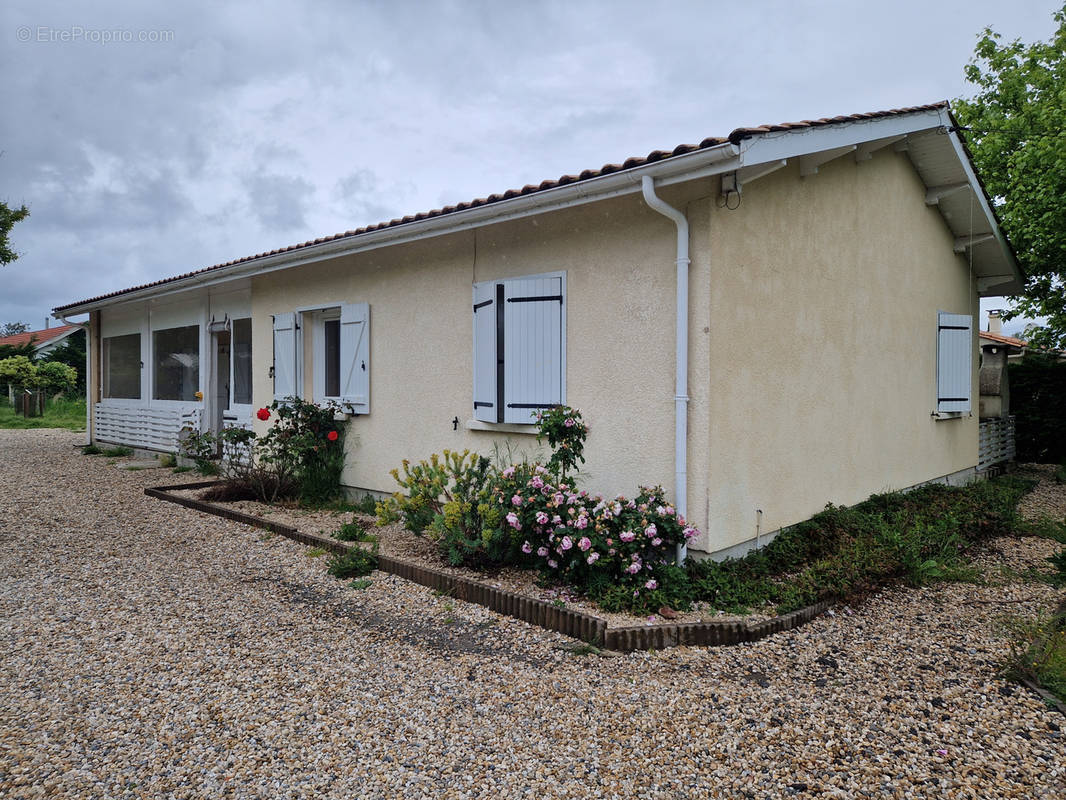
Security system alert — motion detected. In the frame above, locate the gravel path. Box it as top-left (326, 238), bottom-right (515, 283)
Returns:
top-left (1, 429), bottom-right (1064, 799)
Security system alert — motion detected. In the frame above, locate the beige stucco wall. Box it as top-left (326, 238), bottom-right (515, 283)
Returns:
top-left (248, 146), bottom-right (978, 555)
top-left (700, 149), bottom-right (978, 553)
top-left (250, 189), bottom-right (706, 513)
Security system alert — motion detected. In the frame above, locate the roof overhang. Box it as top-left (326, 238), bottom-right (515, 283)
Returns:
top-left (55, 104), bottom-right (1022, 315)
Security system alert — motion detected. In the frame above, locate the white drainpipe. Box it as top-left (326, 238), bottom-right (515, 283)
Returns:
top-left (641, 175), bottom-right (690, 565)
top-left (56, 312), bottom-right (91, 445)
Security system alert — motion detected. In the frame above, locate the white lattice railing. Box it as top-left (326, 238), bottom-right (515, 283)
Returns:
top-left (94, 404), bottom-right (202, 452)
top-left (978, 415), bottom-right (1016, 472)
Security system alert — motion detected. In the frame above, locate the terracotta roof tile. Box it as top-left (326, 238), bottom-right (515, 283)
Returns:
top-left (55, 101), bottom-right (949, 313)
top-left (0, 325), bottom-right (78, 349)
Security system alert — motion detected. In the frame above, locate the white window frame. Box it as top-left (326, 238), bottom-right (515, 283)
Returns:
top-left (227, 316), bottom-right (254, 420)
top-left (312, 308), bottom-right (342, 403)
top-left (935, 310), bottom-right (973, 418)
top-left (471, 269), bottom-right (566, 426)
top-left (101, 332), bottom-right (143, 403)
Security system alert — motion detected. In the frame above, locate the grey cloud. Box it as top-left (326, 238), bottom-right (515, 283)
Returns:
top-left (242, 173), bottom-right (315, 230)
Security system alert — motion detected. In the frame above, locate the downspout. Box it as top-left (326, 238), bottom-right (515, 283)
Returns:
top-left (641, 175), bottom-right (690, 565)
top-left (56, 313), bottom-right (91, 445)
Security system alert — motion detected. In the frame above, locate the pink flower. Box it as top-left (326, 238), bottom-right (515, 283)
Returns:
top-left (627, 563), bottom-right (642, 574)
top-left (683, 527), bottom-right (698, 539)
top-left (505, 512), bottom-right (521, 530)
top-left (560, 536), bottom-right (573, 551)
top-left (564, 417), bottom-right (574, 427)
top-left (502, 466), bottom-right (515, 478)
top-left (547, 559), bottom-right (558, 569)
top-left (645, 579), bottom-right (658, 590)
top-left (534, 465), bottom-right (548, 475)
top-left (530, 476), bottom-right (544, 489)
top-left (620, 530), bottom-right (636, 542)
top-left (535, 511), bottom-right (549, 525)
top-left (645, 523), bottom-right (657, 537)
top-left (537, 546), bottom-right (548, 557)
top-left (521, 541), bottom-right (532, 554)
top-left (578, 536), bottom-right (592, 551)
top-left (553, 493), bottom-right (564, 506)
top-left (511, 494), bottom-right (522, 506)
top-left (552, 515), bottom-right (562, 524)
top-left (652, 538), bottom-right (662, 547)
top-left (586, 552), bottom-right (600, 565)
top-left (574, 516), bottom-right (588, 530)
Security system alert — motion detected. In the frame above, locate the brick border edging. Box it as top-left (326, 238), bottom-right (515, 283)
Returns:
top-left (146, 481), bottom-right (832, 652)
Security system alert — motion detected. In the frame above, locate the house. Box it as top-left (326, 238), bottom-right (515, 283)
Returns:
top-left (0, 323), bottom-right (82, 357)
top-left (0, 323), bottom-right (85, 403)
top-left (53, 102), bottom-right (1022, 558)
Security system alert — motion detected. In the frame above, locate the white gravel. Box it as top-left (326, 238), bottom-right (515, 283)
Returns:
top-left (1, 429), bottom-right (1064, 798)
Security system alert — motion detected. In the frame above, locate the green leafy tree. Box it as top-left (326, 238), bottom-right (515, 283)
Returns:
top-left (1, 322), bottom-right (29, 337)
top-left (954, 5), bottom-right (1066, 350)
top-left (45, 328), bottom-right (86, 392)
top-left (0, 202), bottom-right (29, 266)
top-left (35, 361), bottom-right (77, 394)
top-left (0, 355), bottom-right (37, 389)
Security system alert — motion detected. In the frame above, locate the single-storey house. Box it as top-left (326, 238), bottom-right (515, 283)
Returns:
top-left (54, 101), bottom-right (1022, 558)
top-left (0, 323), bottom-right (82, 357)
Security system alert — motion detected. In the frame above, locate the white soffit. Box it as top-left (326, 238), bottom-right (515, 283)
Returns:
top-left (735, 108), bottom-right (1022, 296)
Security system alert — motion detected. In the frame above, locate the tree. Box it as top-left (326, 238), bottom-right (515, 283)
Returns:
top-left (954, 4), bottom-right (1066, 350)
top-left (46, 328), bottom-right (86, 393)
top-left (0, 355), bottom-right (37, 389)
top-left (1, 322), bottom-right (30, 337)
top-left (36, 361), bottom-right (77, 394)
top-left (0, 201), bottom-right (29, 266)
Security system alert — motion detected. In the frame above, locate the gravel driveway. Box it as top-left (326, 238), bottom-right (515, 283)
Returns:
top-left (1, 429), bottom-right (1063, 799)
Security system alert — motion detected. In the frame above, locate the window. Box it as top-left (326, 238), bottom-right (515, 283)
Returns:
top-left (936, 312), bottom-right (972, 414)
top-left (232, 318), bottom-right (253, 405)
top-left (472, 273), bottom-right (565, 424)
top-left (102, 333), bottom-right (140, 399)
top-left (153, 325), bottom-right (200, 401)
top-left (273, 303), bottom-right (369, 413)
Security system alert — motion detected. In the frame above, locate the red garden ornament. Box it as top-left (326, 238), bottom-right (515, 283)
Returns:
top-left (256, 407), bottom-right (271, 421)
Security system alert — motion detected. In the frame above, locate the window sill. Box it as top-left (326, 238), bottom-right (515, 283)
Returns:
top-left (465, 419), bottom-right (538, 435)
top-left (932, 411), bottom-right (970, 420)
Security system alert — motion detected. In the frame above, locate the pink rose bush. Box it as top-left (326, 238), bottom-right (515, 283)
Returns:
top-left (494, 461), bottom-right (699, 606)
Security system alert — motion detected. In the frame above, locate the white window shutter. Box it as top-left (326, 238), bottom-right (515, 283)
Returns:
top-left (472, 282), bottom-right (498, 422)
top-left (937, 312), bottom-right (972, 413)
top-left (502, 276), bottom-right (563, 424)
top-left (340, 302), bottom-right (370, 414)
top-left (272, 312), bottom-right (297, 403)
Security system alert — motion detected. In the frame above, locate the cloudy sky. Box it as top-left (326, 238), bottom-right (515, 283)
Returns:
top-left (1, 0), bottom-right (1060, 335)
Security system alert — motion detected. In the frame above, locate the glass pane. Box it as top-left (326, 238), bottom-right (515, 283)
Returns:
top-left (153, 325), bottom-right (199, 401)
top-left (324, 318), bottom-right (340, 398)
top-left (232, 318), bottom-right (252, 405)
top-left (103, 333), bottom-right (141, 399)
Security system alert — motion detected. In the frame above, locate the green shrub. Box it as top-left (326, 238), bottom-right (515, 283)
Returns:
top-left (333, 519), bottom-right (376, 543)
top-left (378, 449), bottom-right (509, 567)
top-left (81, 444), bottom-right (102, 455)
top-left (327, 546), bottom-right (378, 579)
top-left (102, 445), bottom-right (133, 457)
top-left (1002, 610), bottom-right (1066, 704)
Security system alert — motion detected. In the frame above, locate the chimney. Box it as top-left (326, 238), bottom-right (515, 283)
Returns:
top-left (988, 310), bottom-right (1003, 335)
top-left (44, 318), bottom-right (49, 329)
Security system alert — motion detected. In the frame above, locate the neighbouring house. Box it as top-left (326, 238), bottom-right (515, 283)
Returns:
top-left (53, 102), bottom-right (1023, 558)
top-left (0, 323), bottom-right (82, 358)
top-left (0, 323), bottom-right (85, 403)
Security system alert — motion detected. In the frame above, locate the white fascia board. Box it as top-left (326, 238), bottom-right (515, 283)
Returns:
top-left (734, 107), bottom-right (945, 164)
top-left (939, 125), bottom-right (1023, 286)
top-left (58, 142), bottom-right (742, 314)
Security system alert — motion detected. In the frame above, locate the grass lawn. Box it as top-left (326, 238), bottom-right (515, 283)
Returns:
top-left (0, 396), bottom-right (87, 431)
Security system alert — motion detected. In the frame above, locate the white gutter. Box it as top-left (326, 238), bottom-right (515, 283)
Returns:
top-left (640, 175), bottom-right (690, 566)
top-left (56, 142), bottom-right (742, 315)
top-left (56, 312), bottom-right (91, 445)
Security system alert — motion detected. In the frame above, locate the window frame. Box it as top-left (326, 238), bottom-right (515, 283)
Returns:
top-left (312, 307), bottom-right (342, 403)
top-left (102, 332), bottom-right (142, 401)
top-left (151, 323), bottom-right (201, 403)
